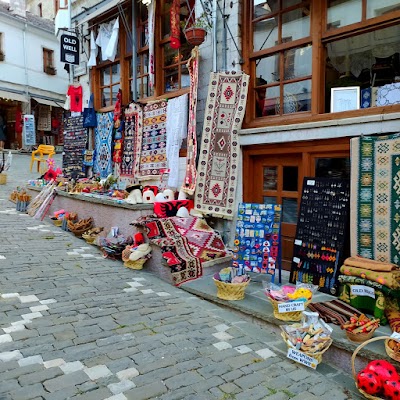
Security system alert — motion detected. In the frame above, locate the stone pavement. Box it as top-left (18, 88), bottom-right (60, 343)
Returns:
top-left (0, 154), bottom-right (363, 399)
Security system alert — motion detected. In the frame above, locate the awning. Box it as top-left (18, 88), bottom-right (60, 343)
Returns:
top-left (32, 97), bottom-right (63, 108)
top-left (0, 90), bottom-right (28, 103)
top-left (78, 0), bottom-right (123, 25)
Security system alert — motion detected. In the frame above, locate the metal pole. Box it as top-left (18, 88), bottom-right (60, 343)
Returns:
top-left (212, 0), bottom-right (217, 72)
top-left (131, 0), bottom-right (138, 102)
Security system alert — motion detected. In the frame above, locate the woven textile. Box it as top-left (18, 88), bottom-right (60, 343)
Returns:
top-left (132, 215), bottom-right (228, 286)
top-left (62, 115), bottom-right (87, 179)
top-left (94, 112), bottom-right (113, 179)
top-left (138, 100), bottom-right (168, 180)
top-left (121, 102), bottom-right (143, 177)
top-left (194, 71), bottom-right (249, 219)
top-left (37, 105), bottom-right (51, 131)
top-left (181, 47), bottom-right (199, 195)
top-left (350, 133), bottom-right (400, 264)
top-left (166, 94), bottom-right (188, 188)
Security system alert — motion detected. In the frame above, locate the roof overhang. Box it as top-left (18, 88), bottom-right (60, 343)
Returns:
top-left (32, 96), bottom-right (63, 108)
top-left (0, 90), bottom-right (28, 102)
top-left (75, 0), bottom-right (123, 25)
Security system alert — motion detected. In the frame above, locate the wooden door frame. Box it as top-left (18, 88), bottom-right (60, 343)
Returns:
top-left (242, 137), bottom-right (350, 201)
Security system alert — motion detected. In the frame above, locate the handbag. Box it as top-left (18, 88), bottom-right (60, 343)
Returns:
top-left (83, 94), bottom-right (97, 128)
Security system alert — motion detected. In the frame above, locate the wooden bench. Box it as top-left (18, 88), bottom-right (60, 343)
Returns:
top-left (30, 145), bottom-right (56, 173)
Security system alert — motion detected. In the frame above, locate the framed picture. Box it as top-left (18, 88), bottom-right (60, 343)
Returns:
top-left (330, 86), bottom-right (360, 113)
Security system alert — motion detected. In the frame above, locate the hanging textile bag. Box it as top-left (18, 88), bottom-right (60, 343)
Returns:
top-left (83, 94), bottom-right (97, 128)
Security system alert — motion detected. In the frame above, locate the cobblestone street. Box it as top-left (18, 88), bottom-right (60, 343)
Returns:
top-left (0, 154), bottom-right (362, 400)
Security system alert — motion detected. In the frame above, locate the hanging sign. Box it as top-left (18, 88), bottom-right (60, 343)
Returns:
top-left (60, 34), bottom-right (80, 65)
top-left (23, 115), bottom-right (36, 146)
top-left (287, 348), bottom-right (318, 369)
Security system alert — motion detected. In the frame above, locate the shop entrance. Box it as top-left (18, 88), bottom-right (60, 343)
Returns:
top-left (243, 138), bottom-right (350, 271)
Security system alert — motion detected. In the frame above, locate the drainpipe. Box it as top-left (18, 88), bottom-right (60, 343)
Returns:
top-left (221, 0), bottom-right (227, 71)
top-left (212, 0), bottom-right (217, 72)
top-left (22, 21), bottom-right (30, 114)
top-left (131, 0), bottom-right (137, 102)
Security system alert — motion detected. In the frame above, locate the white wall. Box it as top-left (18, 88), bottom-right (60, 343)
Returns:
top-left (0, 12), bottom-right (69, 100)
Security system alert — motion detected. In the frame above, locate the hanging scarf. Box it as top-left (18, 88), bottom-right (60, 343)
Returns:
top-left (170, 0), bottom-right (181, 49)
top-left (166, 94), bottom-right (188, 188)
top-left (87, 30), bottom-right (98, 67)
top-left (148, 0), bottom-right (155, 87)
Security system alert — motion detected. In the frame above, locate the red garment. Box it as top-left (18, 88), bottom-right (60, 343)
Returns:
top-left (170, 0), bottom-right (181, 49)
top-left (15, 106), bottom-right (22, 134)
top-left (67, 85), bottom-right (83, 112)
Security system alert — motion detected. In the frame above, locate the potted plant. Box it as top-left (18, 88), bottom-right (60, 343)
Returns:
top-left (183, 12), bottom-right (211, 46)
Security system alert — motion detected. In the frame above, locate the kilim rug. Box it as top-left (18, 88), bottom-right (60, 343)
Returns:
top-left (138, 100), bottom-right (168, 181)
top-left (194, 71), bottom-right (249, 219)
top-left (132, 215), bottom-right (228, 286)
top-left (121, 102), bottom-right (143, 177)
top-left (350, 133), bottom-right (400, 264)
top-left (308, 299), bottom-right (362, 326)
top-left (181, 47), bottom-right (199, 195)
top-left (94, 112), bottom-right (113, 179)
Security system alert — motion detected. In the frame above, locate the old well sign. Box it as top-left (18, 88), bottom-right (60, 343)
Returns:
top-left (60, 34), bottom-right (80, 65)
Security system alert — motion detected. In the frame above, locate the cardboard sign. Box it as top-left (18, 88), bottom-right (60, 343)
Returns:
top-left (350, 285), bottom-right (375, 299)
top-left (287, 348), bottom-right (318, 369)
top-left (278, 301), bottom-right (305, 313)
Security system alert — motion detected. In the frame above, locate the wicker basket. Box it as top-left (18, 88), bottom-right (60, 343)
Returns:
top-left (280, 331), bottom-right (332, 364)
top-left (385, 338), bottom-right (400, 363)
top-left (345, 326), bottom-right (378, 343)
top-left (268, 297), bottom-right (311, 321)
top-left (213, 278), bottom-right (250, 301)
top-left (0, 173), bottom-right (7, 185)
top-left (51, 218), bottom-right (63, 227)
top-left (124, 257), bottom-right (149, 270)
top-left (351, 336), bottom-right (393, 400)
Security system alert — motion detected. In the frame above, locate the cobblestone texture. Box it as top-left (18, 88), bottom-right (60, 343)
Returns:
top-left (0, 155), bottom-right (363, 399)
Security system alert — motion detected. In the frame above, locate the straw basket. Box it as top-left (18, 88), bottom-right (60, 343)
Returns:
top-left (280, 330), bottom-right (332, 364)
top-left (345, 326), bottom-right (378, 343)
top-left (269, 298), bottom-right (311, 321)
top-left (213, 278), bottom-right (250, 301)
top-left (51, 218), bottom-right (63, 227)
top-left (385, 337), bottom-right (400, 363)
top-left (0, 173), bottom-right (7, 185)
top-left (351, 336), bottom-right (393, 400)
top-left (124, 258), bottom-right (148, 270)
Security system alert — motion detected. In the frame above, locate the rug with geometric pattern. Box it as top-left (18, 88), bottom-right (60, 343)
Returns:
top-left (94, 112), bottom-right (114, 179)
top-left (350, 133), bottom-right (400, 264)
top-left (194, 71), bottom-right (249, 219)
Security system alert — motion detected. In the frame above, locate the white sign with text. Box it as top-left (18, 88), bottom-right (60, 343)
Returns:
top-left (350, 285), bottom-right (375, 299)
top-left (287, 348), bottom-right (318, 369)
top-left (278, 301), bottom-right (305, 313)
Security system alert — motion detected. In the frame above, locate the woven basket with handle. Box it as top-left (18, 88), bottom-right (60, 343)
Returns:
top-left (351, 335), bottom-right (393, 400)
top-left (213, 278), bottom-right (250, 301)
top-left (268, 297), bottom-right (311, 322)
top-left (385, 337), bottom-right (400, 363)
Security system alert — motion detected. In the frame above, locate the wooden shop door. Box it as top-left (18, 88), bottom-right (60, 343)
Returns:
top-left (251, 155), bottom-right (302, 271)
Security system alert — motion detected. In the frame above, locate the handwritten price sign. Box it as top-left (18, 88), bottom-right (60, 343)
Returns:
top-left (287, 348), bottom-right (318, 369)
top-left (350, 285), bottom-right (375, 299)
top-left (278, 301), bottom-right (305, 313)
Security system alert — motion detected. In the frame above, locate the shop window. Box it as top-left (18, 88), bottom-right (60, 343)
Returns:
top-left (245, 0), bottom-right (400, 125)
top-left (100, 63), bottom-right (121, 107)
top-left (43, 48), bottom-right (56, 75)
top-left (252, 1), bottom-right (312, 118)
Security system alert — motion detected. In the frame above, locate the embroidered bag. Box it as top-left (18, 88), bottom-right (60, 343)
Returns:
top-left (83, 94), bottom-right (97, 128)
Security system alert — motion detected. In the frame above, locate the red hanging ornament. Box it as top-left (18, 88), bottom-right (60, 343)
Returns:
top-left (170, 0), bottom-right (181, 49)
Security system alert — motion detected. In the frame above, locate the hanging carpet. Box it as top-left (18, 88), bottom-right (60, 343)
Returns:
top-left (94, 111), bottom-right (114, 179)
top-left (181, 47), bottom-right (199, 195)
top-left (194, 71), bottom-right (249, 219)
top-left (62, 115), bottom-right (87, 179)
top-left (351, 133), bottom-right (400, 264)
top-left (138, 100), bottom-right (168, 180)
top-left (121, 102), bottom-right (143, 177)
top-left (132, 215), bottom-right (228, 286)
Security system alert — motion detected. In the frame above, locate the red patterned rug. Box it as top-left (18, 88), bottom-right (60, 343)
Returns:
top-left (132, 215), bottom-right (228, 286)
top-left (121, 102), bottom-right (143, 177)
top-left (194, 71), bottom-right (249, 219)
